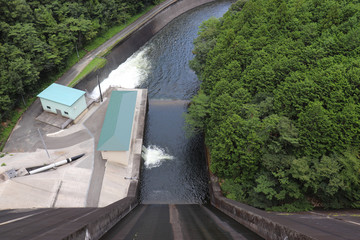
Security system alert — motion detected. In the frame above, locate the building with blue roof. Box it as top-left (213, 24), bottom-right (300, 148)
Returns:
top-left (97, 90), bottom-right (138, 166)
top-left (37, 83), bottom-right (87, 120)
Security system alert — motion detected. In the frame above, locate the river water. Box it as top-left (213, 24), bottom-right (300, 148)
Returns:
top-left (90, 1), bottom-right (234, 204)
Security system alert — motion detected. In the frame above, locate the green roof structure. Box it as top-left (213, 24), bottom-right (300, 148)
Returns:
top-left (97, 91), bottom-right (138, 151)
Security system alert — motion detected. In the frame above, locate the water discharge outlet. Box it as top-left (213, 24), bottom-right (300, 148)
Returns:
top-left (141, 145), bottom-right (174, 169)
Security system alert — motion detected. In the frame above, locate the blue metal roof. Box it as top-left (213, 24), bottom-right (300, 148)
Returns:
top-left (37, 83), bottom-right (85, 106)
top-left (97, 91), bottom-right (138, 151)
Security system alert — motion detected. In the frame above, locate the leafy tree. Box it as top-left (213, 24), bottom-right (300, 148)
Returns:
top-left (187, 0), bottom-right (360, 211)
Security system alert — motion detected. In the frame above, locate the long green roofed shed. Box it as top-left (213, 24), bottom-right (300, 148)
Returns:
top-left (97, 91), bottom-right (138, 151)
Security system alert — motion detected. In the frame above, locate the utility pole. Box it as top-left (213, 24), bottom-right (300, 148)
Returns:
top-left (75, 43), bottom-right (79, 59)
top-left (21, 94), bottom-right (26, 106)
top-left (97, 74), bottom-right (103, 102)
top-left (38, 128), bottom-right (50, 159)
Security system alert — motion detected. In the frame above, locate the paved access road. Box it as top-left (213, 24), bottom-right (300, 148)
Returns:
top-left (0, 208), bottom-right (97, 240)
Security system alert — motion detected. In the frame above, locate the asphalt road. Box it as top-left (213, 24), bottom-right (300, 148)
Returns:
top-left (84, 98), bottom-right (109, 207)
top-left (0, 208), bottom-right (97, 240)
top-left (3, 99), bottom-right (58, 153)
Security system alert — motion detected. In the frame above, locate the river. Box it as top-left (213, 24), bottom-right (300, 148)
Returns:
top-left (96, 2), bottom-right (264, 239)
top-left (90, 1), bottom-right (234, 204)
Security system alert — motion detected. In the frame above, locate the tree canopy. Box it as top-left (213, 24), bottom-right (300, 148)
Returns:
top-left (0, 0), bottom-right (156, 122)
top-left (187, 0), bottom-right (360, 211)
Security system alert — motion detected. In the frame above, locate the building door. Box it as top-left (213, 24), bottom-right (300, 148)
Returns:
top-left (56, 109), bottom-right (62, 116)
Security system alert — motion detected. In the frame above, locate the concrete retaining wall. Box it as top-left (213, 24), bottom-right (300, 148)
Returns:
top-left (37, 184), bottom-right (139, 240)
top-left (207, 148), bottom-right (315, 240)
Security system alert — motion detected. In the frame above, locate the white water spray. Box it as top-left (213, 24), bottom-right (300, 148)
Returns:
top-left (142, 145), bottom-right (174, 169)
top-left (89, 45), bottom-right (152, 99)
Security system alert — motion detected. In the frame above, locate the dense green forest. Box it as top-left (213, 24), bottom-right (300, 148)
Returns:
top-left (187, 0), bottom-right (360, 211)
top-left (0, 0), bottom-right (158, 123)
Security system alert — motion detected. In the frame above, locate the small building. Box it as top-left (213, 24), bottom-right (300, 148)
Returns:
top-left (97, 90), bottom-right (138, 166)
top-left (37, 83), bottom-right (87, 120)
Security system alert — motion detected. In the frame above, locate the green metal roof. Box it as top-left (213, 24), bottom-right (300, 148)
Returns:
top-left (37, 83), bottom-right (85, 106)
top-left (97, 91), bottom-right (138, 151)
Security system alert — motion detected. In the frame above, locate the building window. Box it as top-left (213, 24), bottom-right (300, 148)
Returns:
top-left (64, 111), bottom-right (69, 115)
top-left (47, 106), bottom-right (51, 109)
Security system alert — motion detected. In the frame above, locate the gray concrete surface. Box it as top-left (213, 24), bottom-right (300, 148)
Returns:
top-left (3, 99), bottom-right (58, 153)
top-left (84, 98), bottom-right (109, 207)
top-left (36, 111), bottom-right (72, 129)
top-left (0, 88), bottom-right (147, 209)
top-left (98, 88), bottom-right (147, 207)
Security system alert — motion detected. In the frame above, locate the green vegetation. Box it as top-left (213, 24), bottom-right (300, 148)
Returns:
top-left (0, 0), bottom-right (161, 150)
top-left (69, 57), bottom-right (107, 87)
top-left (187, 0), bottom-right (360, 211)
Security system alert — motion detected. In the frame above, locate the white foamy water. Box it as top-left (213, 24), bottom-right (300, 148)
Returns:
top-left (142, 145), bottom-right (174, 169)
top-left (89, 45), bottom-right (152, 99)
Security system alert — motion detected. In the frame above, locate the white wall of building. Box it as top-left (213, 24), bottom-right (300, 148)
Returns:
top-left (40, 95), bottom-right (87, 120)
top-left (101, 151), bottom-right (129, 166)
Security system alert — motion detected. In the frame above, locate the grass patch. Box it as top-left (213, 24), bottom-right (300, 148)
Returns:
top-left (68, 57), bottom-right (107, 87)
top-left (64, 49), bottom-right (88, 71)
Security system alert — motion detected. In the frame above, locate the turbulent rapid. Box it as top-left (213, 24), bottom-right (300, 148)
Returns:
top-left (142, 145), bottom-right (174, 169)
top-left (89, 46), bottom-right (152, 99)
